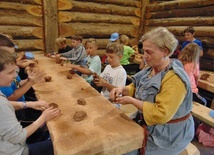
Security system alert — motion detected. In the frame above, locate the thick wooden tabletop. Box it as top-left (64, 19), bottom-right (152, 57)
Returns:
top-left (198, 70), bottom-right (214, 93)
top-left (33, 53), bottom-right (144, 155)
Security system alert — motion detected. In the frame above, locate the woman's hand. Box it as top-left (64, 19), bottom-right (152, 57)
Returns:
top-left (41, 107), bottom-right (61, 121)
top-left (110, 87), bottom-right (123, 102)
top-left (115, 96), bottom-right (135, 105)
top-left (27, 100), bottom-right (49, 110)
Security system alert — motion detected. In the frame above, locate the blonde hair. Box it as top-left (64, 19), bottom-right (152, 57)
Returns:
top-left (178, 43), bottom-right (200, 66)
top-left (85, 38), bottom-right (98, 47)
top-left (106, 42), bottom-right (123, 56)
top-left (55, 37), bottom-right (66, 45)
top-left (119, 35), bottom-right (129, 45)
top-left (141, 27), bottom-right (177, 56)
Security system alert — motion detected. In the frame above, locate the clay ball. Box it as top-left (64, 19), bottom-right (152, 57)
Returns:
top-left (44, 76), bottom-right (52, 82)
top-left (67, 74), bottom-right (72, 79)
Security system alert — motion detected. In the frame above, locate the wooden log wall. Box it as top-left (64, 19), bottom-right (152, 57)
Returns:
top-left (58, 0), bottom-right (142, 57)
top-left (144, 0), bottom-right (214, 71)
top-left (0, 0), bottom-right (44, 52)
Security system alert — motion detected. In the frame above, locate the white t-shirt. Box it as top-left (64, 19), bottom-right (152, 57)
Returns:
top-left (100, 65), bottom-right (127, 99)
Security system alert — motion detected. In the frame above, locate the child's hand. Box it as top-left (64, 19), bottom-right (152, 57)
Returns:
top-left (27, 68), bottom-right (46, 84)
top-left (41, 106), bottom-right (61, 121)
top-left (93, 75), bottom-right (106, 87)
top-left (60, 57), bottom-right (67, 61)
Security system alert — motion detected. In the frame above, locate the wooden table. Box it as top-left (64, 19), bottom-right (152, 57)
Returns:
top-left (33, 53), bottom-right (144, 155)
top-left (198, 70), bottom-right (214, 93)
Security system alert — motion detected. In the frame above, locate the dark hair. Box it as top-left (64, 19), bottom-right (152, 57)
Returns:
top-left (71, 35), bottom-right (83, 42)
top-left (0, 34), bottom-right (15, 48)
top-left (184, 26), bottom-right (195, 34)
top-left (0, 49), bottom-right (16, 72)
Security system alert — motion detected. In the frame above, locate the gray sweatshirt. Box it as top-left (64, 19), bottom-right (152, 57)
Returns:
top-left (61, 44), bottom-right (87, 65)
top-left (0, 92), bottom-right (28, 155)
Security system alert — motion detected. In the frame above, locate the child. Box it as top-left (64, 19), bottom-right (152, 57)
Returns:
top-left (67, 38), bottom-right (101, 84)
top-left (181, 26), bottom-right (203, 56)
top-left (0, 49), bottom-right (60, 155)
top-left (57, 35), bottom-right (87, 66)
top-left (55, 37), bottom-right (72, 54)
top-left (93, 42), bottom-right (127, 108)
top-left (119, 34), bottom-right (137, 65)
top-left (178, 43), bottom-right (206, 105)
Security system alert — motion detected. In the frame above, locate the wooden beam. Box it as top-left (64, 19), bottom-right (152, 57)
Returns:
top-left (58, 0), bottom-right (141, 17)
top-left (0, 11), bottom-right (42, 26)
top-left (145, 17), bottom-right (214, 26)
top-left (148, 0), bottom-right (214, 12)
top-left (43, 0), bottom-right (58, 53)
top-left (5, 0), bottom-right (42, 5)
top-left (78, 0), bottom-right (141, 7)
top-left (59, 23), bottom-right (139, 38)
top-left (13, 39), bottom-right (44, 51)
top-left (0, 25), bottom-right (43, 39)
top-left (145, 26), bottom-right (214, 37)
top-left (59, 12), bottom-right (140, 26)
top-left (146, 5), bottom-right (214, 19)
top-left (139, 0), bottom-right (150, 37)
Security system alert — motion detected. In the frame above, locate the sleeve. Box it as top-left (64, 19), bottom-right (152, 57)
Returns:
top-left (60, 50), bottom-right (73, 58)
top-left (126, 83), bottom-right (136, 97)
top-left (0, 85), bottom-right (14, 98)
top-left (142, 71), bottom-right (187, 126)
top-left (127, 46), bottom-right (135, 56)
top-left (67, 46), bottom-right (85, 62)
top-left (183, 63), bottom-right (191, 77)
top-left (0, 98), bottom-right (27, 144)
top-left (88, 56), bottom-right (101, 73)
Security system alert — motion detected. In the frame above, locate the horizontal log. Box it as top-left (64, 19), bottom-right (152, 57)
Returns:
top-left (13, 39), bottom-right (44, 50)
top-left (200, 58), bottom-right (214, 71)
top-left (145, 17), bottom-right (214, 26)
top-left (0, 11), bottom-right (42, 26)
top-left (0, 2), bottom-right (42, 17)
top-left (58, 0), bottom-right (141, 17)
top-left (0, 26), bottom-right (43, 39)
top-left (0, 0), bottom-right (42, 5)
top-left (145, 26), bottom-right (214, 37)
top-left (66, 38), bottom-right (138, 49)
top-left (76, 0), bottom-right (141, 7)
top-left (148, 0), bottom-right (214, 12)
top-left (146, 5), bottom-right (214, 19)
top-left (59, 12), bottom-right (140, 25)
top-left (59, 23), bottom-right (139, 38)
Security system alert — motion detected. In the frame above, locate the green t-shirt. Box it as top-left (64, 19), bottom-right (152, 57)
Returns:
top-left (120, 45), bottom-right (135, 65)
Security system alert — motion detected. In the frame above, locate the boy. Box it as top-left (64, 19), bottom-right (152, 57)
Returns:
top-left (181, 26), bottom-right (203, 56)
top-left (57, 35), bottom-right (87, 66)
top-left (55, 37), bottom-right (72, 54)
top-left (93, 42), bottom-right (127, 108)
top-left (67, 38), bottom-right (101, 84)
top-left (0, 49), bottom-right (60, 155)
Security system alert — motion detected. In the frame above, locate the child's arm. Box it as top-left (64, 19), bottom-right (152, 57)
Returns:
top-left (67, 64), bottom-right (93, 75)
top-left (67, 46), bottom-right (85, 63)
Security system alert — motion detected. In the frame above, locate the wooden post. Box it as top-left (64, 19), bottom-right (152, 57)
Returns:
top-left (139, 0), bottom-right (150, 38)
top-left (42, 0), bottom-right (58, 53)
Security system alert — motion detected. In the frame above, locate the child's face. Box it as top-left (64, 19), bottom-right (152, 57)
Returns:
top-left (57, 43), bottom-right (65, 50)
top-left (0, 63), bottom-right (17, 87)
top-left (106, 53), bottom-right (121, 68)
top-left (86, 43), bottom-right (97, 56)
top-left (71, 39), bottom-right (80, 48)
top-left (184, 32), bottom-right (194, 42)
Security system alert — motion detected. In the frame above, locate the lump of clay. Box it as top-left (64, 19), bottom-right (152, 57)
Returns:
top-left (55, 57), bottom-right (62, 64)
top-left (67, 74), bottom-right (72, 79)
top-left (77, 98), bottom-right (86, 105)
top-left (49, 103), bottom-right (58, 109)
top-left (69, 69), bottom-right (75, 74)
top-left (73, 111), bottom-right (87, 122)
top-left (200, 73), bottom-right (210, 80)
top-left (44, 76), bottom-right (52, 82)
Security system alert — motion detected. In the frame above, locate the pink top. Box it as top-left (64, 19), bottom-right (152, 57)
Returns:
top-left (184, 62), bottom-right (199, 93)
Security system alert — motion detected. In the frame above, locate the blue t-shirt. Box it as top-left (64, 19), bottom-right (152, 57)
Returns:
top-left (181, 39), bottom-right (203, 50)
top-left (0, 76), bottom-right (25, 101)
